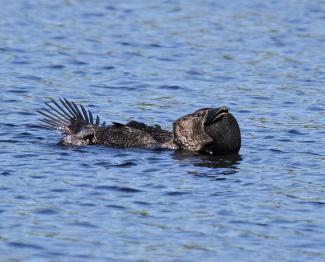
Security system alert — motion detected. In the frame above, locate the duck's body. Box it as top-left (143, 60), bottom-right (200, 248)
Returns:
top-left (38, 98), bottom-right (241, 154)
top-left (91, 121), bottom-right (175, 149)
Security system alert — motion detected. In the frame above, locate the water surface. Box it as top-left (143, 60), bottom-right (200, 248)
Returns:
top-left (0, 1), bottom-right (324, 261)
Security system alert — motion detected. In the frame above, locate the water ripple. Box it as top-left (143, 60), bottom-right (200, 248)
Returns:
top-left (0, 1), bottom-right (324, 261)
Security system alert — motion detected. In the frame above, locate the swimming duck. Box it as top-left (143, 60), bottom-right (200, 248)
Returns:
top-left (38, 98), bottom-right (241, 154)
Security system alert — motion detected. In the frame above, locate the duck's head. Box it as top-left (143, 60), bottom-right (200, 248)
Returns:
top-left (173, 107), bottom-right (241, 154)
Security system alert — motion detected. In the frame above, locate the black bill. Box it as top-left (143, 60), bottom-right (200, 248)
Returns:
top-left (204, 106), bottom-right (229, 126)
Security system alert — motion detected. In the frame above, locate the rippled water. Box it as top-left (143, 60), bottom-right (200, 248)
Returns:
top-left (0, 1), bottom-right (324, 261)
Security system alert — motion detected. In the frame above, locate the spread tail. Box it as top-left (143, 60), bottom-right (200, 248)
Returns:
top-left (37, 98), bottom-right (106, 135)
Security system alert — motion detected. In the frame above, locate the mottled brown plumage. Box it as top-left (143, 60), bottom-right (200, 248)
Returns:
top-left (38, 98), bottom-right (241, 154)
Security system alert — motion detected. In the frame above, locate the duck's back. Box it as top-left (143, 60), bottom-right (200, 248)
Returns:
top-left (126, 121), bottom-right (172, 144)
top-left (93, 121), bottom-right (172, 148)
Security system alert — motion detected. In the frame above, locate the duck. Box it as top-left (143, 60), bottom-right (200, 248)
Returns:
top-left (38, 98), bottom-right (241, 154)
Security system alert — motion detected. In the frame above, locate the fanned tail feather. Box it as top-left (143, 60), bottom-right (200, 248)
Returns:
top-left (38, 98), bottom-right (105, 134)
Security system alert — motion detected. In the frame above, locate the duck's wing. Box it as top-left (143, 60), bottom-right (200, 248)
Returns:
top-left (37, 98), bottom-right (106, 134)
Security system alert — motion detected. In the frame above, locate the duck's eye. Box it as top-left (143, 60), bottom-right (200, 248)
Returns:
top-left (196, 112), bottom-right (202, 117)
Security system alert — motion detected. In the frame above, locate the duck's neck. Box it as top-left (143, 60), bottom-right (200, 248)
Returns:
top-left (161, 136), bottom-right (179, 150)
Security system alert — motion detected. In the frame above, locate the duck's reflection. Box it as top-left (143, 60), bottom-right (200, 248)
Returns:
top-left (173, 150), bottom-right (242, 176)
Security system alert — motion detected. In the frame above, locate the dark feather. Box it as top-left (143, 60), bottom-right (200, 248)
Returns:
top-left (112, 122), bottom-right (124, 127)
top-left (70, 100), bottom-right (83, 118)
top-left (88, 110), bottom-right (93, 124)
top-left (37, 109), bottom-right (68, 126)
top-left (50, 98), bottom-right (73, 119)
top-left (39, 108), bottom-right (70, 125)
top-left (59, 98), bottom-right (77, 118)
top-left (64, 99), bottom-right (81, 118)
top-left (39, 123), bottom-right (56, 130)
top-left (44, 102), bottom-right (70, 121)
top-left (80, 104), bottom-right (89, 122)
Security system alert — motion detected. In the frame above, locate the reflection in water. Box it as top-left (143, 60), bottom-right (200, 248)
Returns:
top-left (173, 150), bottom-right (242, 175)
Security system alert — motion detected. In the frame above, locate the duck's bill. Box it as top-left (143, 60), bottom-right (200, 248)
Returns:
top-left (204, 106), bottom-right (229, 126)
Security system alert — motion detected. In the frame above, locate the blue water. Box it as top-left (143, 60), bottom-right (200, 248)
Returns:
top-left (0, 1), bottom-right (324, 261)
